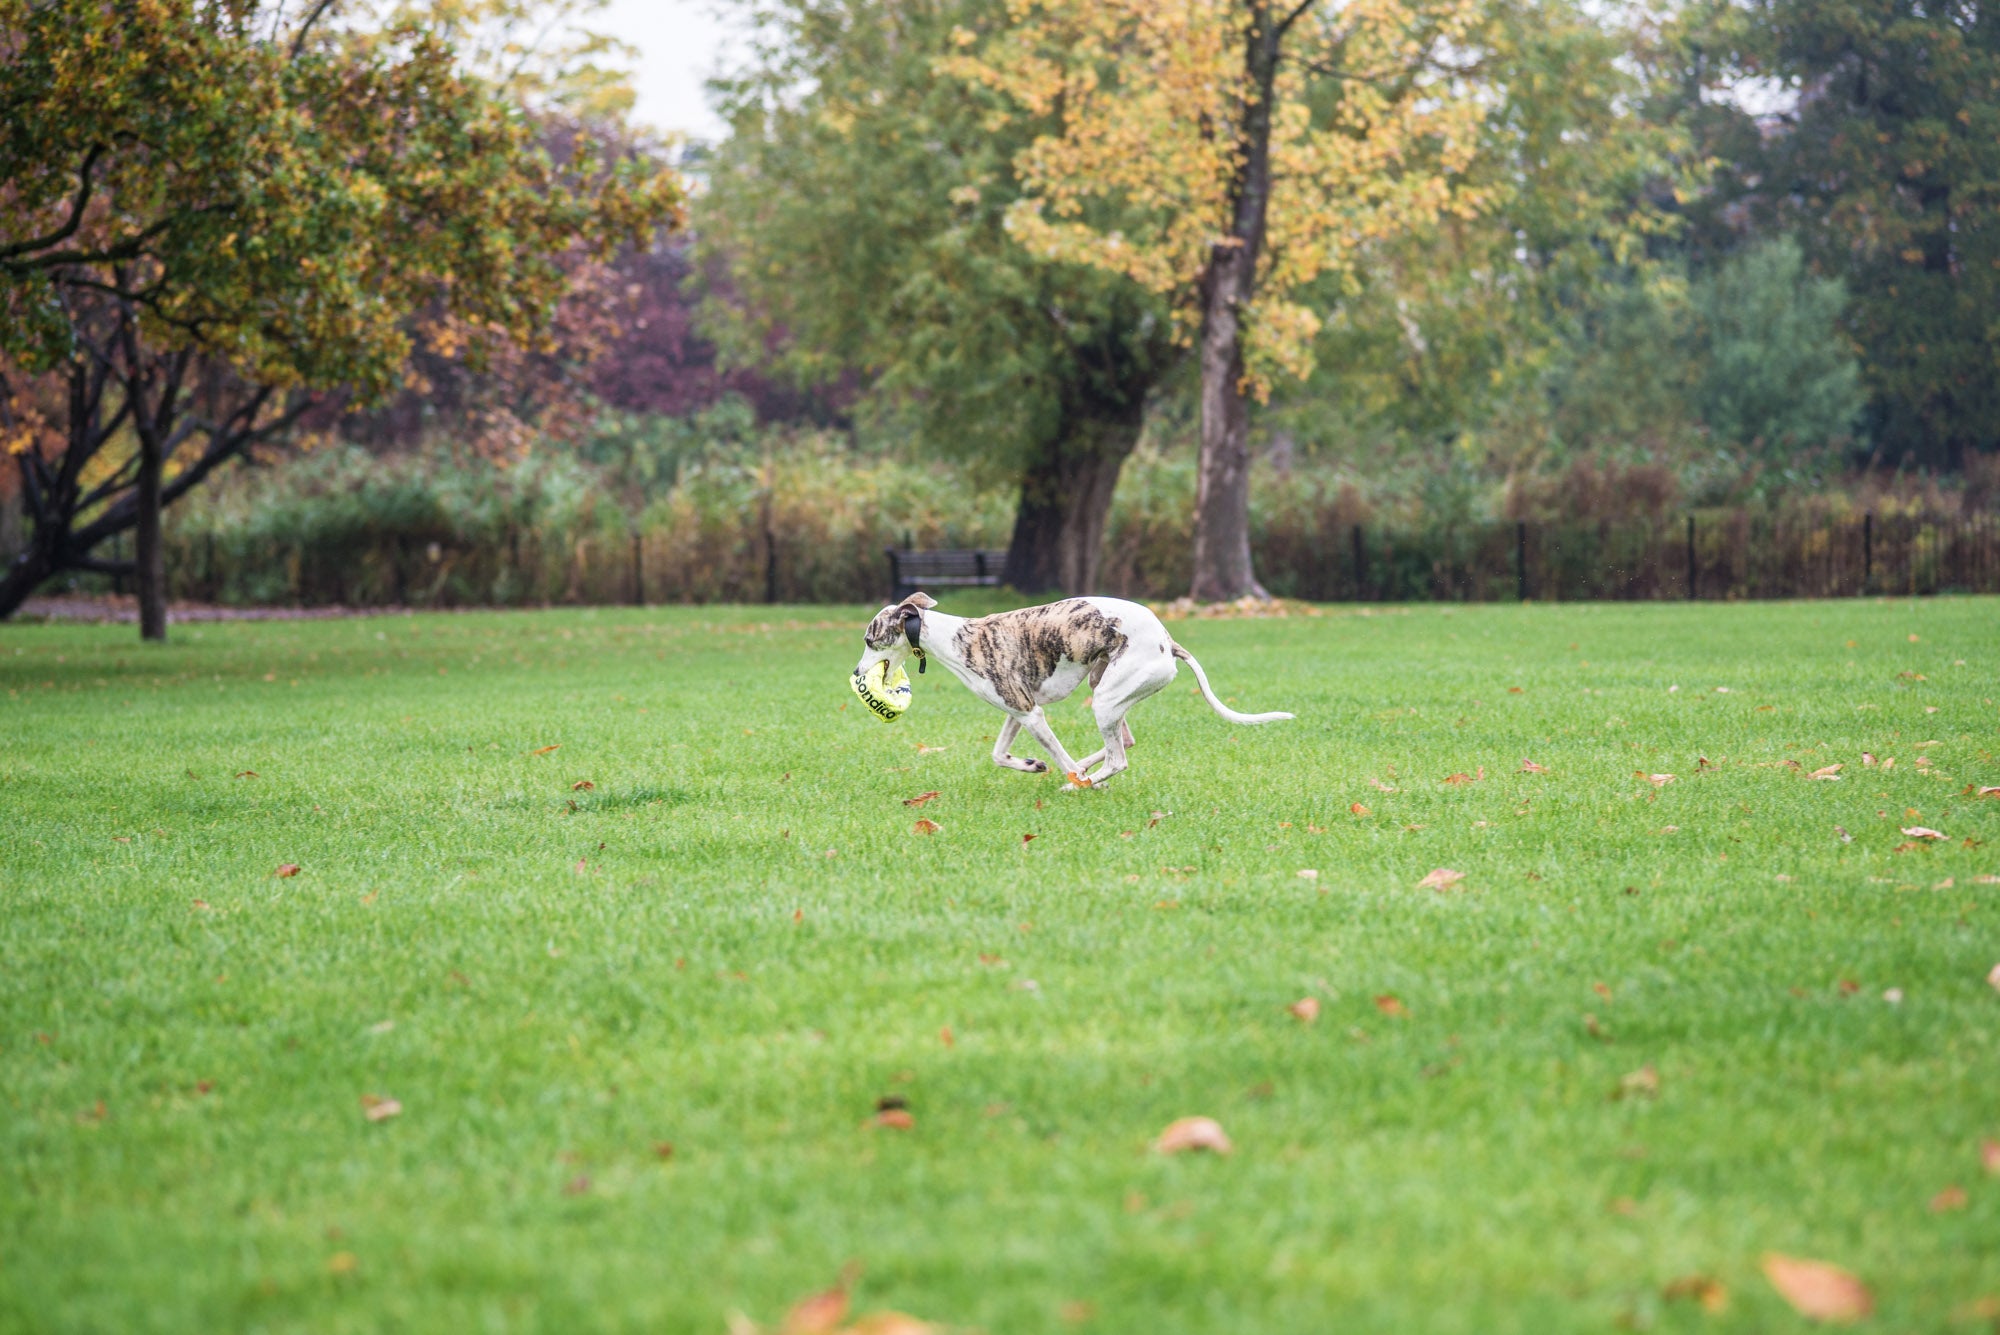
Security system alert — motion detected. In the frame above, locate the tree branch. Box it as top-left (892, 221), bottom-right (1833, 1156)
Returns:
top-left (0, 144), bottom-right (108, 261)
top-left (290, 0), bottom-right (339, 60)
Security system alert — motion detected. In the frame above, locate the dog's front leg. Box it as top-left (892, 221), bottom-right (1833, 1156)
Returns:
top-left (990, 716), bottom-right (1048, 774)
top-left (1016, 709), bottom-right (1088, 788)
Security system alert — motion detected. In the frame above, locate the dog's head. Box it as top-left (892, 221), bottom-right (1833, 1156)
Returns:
top-left (856, 591), bottom-right (936, 678)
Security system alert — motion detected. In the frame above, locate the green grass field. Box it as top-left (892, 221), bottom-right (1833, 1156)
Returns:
top-left (3, 596), bottom-right (1998, 1333)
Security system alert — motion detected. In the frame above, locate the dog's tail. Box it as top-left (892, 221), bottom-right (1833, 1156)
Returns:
top-left (1171, 643), bottom-right (1294, 725)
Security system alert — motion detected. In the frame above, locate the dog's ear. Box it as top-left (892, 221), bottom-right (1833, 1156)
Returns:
top-left (900, 591), bottom-right (937, 610)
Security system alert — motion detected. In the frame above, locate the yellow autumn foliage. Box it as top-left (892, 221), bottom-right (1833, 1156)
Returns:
top-left (945, 0), bottom-right (1496, 396)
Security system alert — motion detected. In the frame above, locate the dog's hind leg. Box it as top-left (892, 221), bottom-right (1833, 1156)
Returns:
top-left (1120, 719), bottom-right (1135, 748)
top-left (990, 717), bottom-right (1048, 774)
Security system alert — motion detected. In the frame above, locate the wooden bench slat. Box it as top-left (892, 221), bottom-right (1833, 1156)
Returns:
top-left (885, 548), bottom-right (1009, 598)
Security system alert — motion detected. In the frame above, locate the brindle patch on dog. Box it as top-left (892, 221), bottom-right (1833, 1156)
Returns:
top-left (953, 600), bottom-right (1127, 712)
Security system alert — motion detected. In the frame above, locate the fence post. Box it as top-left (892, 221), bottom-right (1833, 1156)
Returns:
top-left (1685, 515), bottom-right (1696, 600)
top-left (1351, 524), bottom-right (1366, 601)
top-left (1862, 512), bottom-right (1872, 593)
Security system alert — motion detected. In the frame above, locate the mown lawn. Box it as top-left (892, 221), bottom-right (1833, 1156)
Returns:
top-left (2, 596), bottom-right (1997, 1334)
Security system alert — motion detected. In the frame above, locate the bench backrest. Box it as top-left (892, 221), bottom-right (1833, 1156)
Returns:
top-left (885, 548), bottom-right (1009, 598)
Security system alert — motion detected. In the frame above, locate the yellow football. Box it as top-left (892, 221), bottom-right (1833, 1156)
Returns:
top-left (851, 659), bottom-right (912, 722)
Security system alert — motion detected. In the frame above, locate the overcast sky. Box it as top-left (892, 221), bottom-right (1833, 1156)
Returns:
top-left (598, 0), bottom-right (738, 143)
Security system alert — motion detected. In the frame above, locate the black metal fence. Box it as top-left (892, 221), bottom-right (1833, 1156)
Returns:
top-left (1255, 512), bottom-right (2000, 602)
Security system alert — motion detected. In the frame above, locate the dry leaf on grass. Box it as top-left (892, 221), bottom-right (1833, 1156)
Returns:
top-left (1349, 802), bottom-right (1370, 816)
top-left (903, 791), bottom-right (941, 807)
top-left (1615, 1066), bottom-right (1659, 1100)
top-left (1020, 833), bottom-right (1037, 847)
top-left (1977, 786), bottom-right (2000, 799)
top-left (530, 745), bottom-right (560, 755)
top-left (1987, 962), bottom-right (2000, 992)
top-left (1636, 772), bottom-right (1675, 787)
top-left (781, 1280), bottom-right (851, 1334)
top-left (1154, 1116), bottom-right (1232, 1154)
top-left (1930, 1184), bottom-right (1968, 1212)
top-left (871, 1109), bottom-right (914, 1130)
top-left (1902, 826), bottom-right (1948, 840)
top-left (1288, 997), bottom-right (1320, 1023)
top-left (1443, 768), bottom-right (1484, 785)
top-left (274, 863), bottom-right (301, 878)
top-left (1417, 868), bottom-right (1465, 891)
top-left (1367, 777), bottom-right (1397, 792)
top-left (1807, 764), bottom-right (1843, 780)
top-left (1373, 994), bottom-right (1407, 1018)
top-left (571, 780), bottom-right (594, 791)
top-left (912, 819), bottom-right (941, 835)
top-left (1981, 1139), bottom-right (2000, 1175)
top-left (1662, 1275), bottom-right (1729, 1313)
top-left (360, 1094), bottom-right (401, 1122)
top-left (1296, 868), bottom-right (1319, 881)
top-left (1520, 759), bottom-right (1548, 774)
top-left (1761, 1254), bottom-right (1873, 1322)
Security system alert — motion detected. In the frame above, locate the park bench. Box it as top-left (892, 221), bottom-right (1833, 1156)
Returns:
top-left (885, 547), bottom-right (1009, 601)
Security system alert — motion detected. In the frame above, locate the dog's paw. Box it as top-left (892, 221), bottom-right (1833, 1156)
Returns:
top-left (1024, 759), bottom-right (1048, 774)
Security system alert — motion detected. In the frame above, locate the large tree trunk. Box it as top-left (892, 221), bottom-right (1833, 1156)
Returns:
top-left (135, 434), bottom-right (166, 640)
top-left (0, 542), bottom-right (57, 621)
top-left (1004, 412), bottom-right (1143, 596)
top-left (1190, 256), bottom-right (1266, 602)
top-left (1188, 5), bottom-right (1284, 603)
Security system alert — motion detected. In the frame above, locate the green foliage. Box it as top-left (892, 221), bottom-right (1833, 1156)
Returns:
top-left (700, 0), bottom-right (1173, 479)
top-left (1669, 0), bottom-right (2000, 466)
top-left (0, 0), bottom-right (679, 395)
top-left (4, 601), bottom-right (1999, 1329)
top-left (1689, 238), bottom-right (1866, 459)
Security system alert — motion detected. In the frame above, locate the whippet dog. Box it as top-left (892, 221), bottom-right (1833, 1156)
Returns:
top-left (854, 592), bottom-right (1293, 789)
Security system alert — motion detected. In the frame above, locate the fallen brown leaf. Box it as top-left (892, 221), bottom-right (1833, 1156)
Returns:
top-left (782, 1279), bottom-right (851, 1335)
top-left (274, 863), bottom-right (301, 878)
top-left (1615, 1065), bottom-right (1659, 1100)
top-left (1761, 1254), bottom-right (1872, 1322)
top-left (1443, 771), bottom-right (1477, 785)
top-left (530, 745), bottom-right (560, 755)
top-left (360, 1094), bottom-right (402, 1123)
top-left (903, 791), bottom-right (941, 807)
top-left (1807, 764), bottom-right (1844, 780)
top-left (1154, 1116), bottom-right (1232, 1154)
top-left (1288, 997), bottom-right (1320, 1023)
top-left (977, 953), bottom-right (1007, 968)
top-left (1902, 825), bottom-right (1947, 840)
top-left (563, 1174), bottom-right (591, 1196)
top-left (571, 779), bottom-right (594, 791)
top-left (1021, 833), bottom-right (1037, 846)
top-left (913, 818), bottom-right (941, 835)
top-left (1982, 1139), bottom-right (2000, 1175)
top-left (1416, 867), bottom-right (1465, 891)
top-left (1519, 759), bottom-right (1548, 774)
top-left (1930, 1184), bottom-right (1968, 1212)
top-left (1637, 772), bottom-right (1675, 787)
top-left (1662, 1274), bottom-right (1729, 1313)
top-left (1988, 962), bottom-right (2000, 992)
top-left (1373, 994), bottom-right (1407, 1018)
top-left (1367, 777), bottom-right (1396, 792)
top-left (1295, 868), bottom-right (1319, 881)
top-left (327, 1251), bottom-right (358, 1275)
top-left (1978, 786), bottom-right (2000, 799)
top-left (872, 1109), bottom-right (915, 1131)
top-left (235, 770), bottom-right (258, 779)
top-left (1349, 802), bottom-right (1370, 816)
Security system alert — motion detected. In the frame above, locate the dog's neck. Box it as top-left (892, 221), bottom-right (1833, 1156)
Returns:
top-left (909, 610), bottom-right (971, 682)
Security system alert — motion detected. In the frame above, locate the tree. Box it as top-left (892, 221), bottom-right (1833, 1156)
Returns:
top-left (703, 0), bottom-right (1177, 596)
top-left (1668, 0), bottom-right (2000, 469)
top-left (948, 0), bottom-right (1494, 599)
top-left (0, 0), bottom-right (679, 632)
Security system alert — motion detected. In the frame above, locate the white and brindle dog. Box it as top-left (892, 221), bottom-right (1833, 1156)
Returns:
top-left (854, 592), bottom-right (1293, 789)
